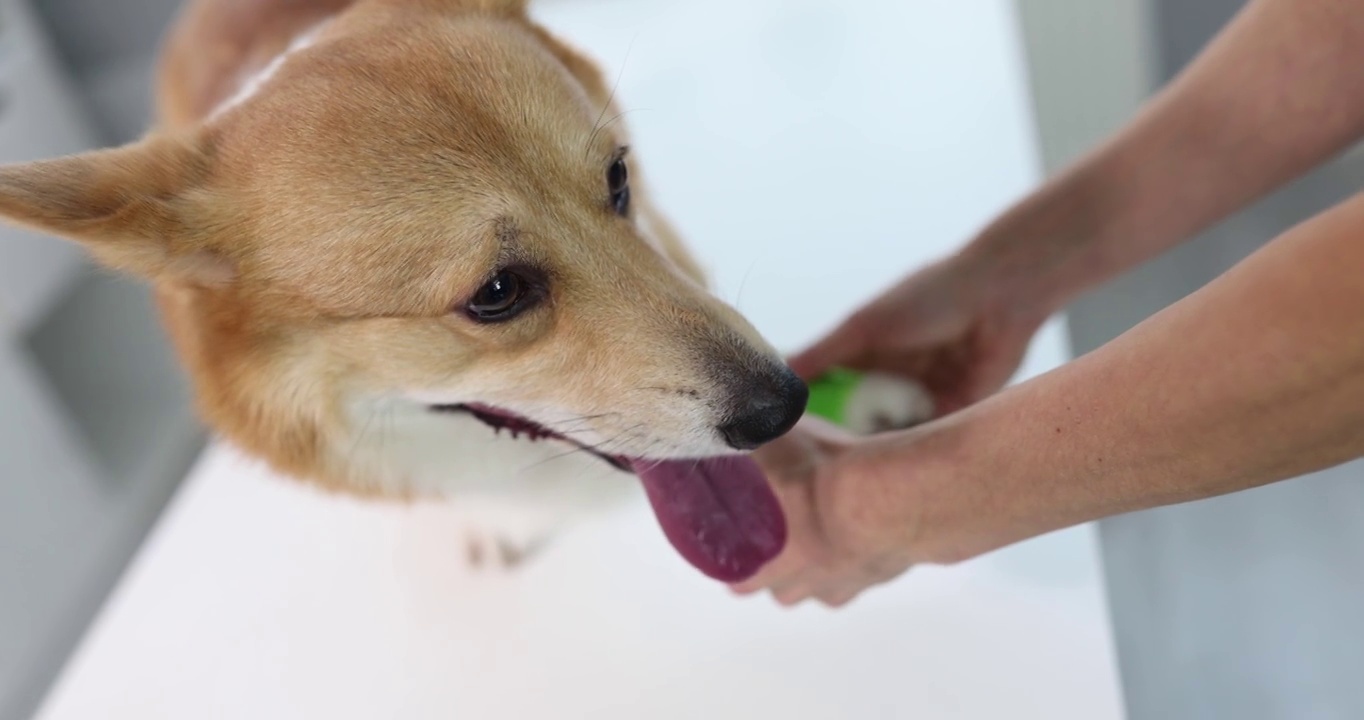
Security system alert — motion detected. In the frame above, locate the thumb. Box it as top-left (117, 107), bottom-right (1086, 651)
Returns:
top-left (788, 315), bottom-right (870, 380)
top-left (753, 416), bottom-right (854, 481)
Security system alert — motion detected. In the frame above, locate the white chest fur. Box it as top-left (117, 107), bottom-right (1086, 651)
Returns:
top-left (340, 396), bottom-right (638, 547)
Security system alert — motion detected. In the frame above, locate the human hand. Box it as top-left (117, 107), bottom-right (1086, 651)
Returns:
top-left (791, 252), bottom-right (1047, 416)
top-left (729, 417), bottom-right (940, 608)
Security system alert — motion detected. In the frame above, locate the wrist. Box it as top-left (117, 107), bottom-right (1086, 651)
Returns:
top-left (835, 415), bottom-right (995, 566)
top-left (957, 151), bottom-right (1144, 325)
top-left (898, 411), bottom-right (1016, 565)
top-left (893, 385), bottom-right (1098, 565)
top-left (830, 376), bottom-right (1105, 568)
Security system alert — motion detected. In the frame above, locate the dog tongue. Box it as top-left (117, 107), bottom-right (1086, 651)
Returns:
top-left (631, 456), bottom-right (786, 582)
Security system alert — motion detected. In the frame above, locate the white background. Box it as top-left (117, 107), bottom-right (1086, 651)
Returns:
top-left (37, 1), bottom-right (1123, 718)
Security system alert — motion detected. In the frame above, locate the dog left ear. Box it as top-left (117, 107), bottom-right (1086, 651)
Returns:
top-left (0, 132), bottom-right (233, 285)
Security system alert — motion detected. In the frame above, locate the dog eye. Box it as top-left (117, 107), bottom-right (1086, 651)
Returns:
top-left (608, 157), bottom-right (630, 217)
top-left (466, 270), bottom-right (535, 322)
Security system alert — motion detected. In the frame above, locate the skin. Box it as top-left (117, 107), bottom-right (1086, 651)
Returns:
top-left (734, 0), bottom-right (1364, 607)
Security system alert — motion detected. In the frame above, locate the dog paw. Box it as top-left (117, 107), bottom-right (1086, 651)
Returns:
top-left (842, 373), bottom-right (935, 435)
top-left (461, 529), bottom-right (547, 571)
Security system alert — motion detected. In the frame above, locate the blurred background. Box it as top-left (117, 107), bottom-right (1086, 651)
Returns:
top-left (1, 0), bottom-right (1360, 718)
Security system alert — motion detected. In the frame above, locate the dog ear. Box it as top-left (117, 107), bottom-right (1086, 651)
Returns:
top-left (0, 132), bottom-right (233, 285)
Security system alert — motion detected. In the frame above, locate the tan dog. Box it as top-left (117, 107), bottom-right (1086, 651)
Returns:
top-left (0, 0), bottom-right (812, 581)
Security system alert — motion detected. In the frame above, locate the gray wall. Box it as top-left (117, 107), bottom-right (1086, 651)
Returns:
top-left (1020, 1), bottom-right (1364, 718)
top-left (30, 0), bottom-right (177, 143)
top-left (0, 2), bottom-right (194, 720)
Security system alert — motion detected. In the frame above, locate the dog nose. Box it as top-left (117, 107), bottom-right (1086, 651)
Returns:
top-left (718, 367), bottom-right (809, 450)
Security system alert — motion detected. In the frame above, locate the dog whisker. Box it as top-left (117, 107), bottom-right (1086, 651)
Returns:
top-left (585, 33), bottom-right (638, 157)
top-left (733, 256), bottom-right (762, 310)
top-left (549, 412), bottom-right (621, 432)
top-left (518, 446), bottom-right (601, 472)
top-left (346, 390), bottom-right (398, 468)
top-left (595, 108), bottom-right (647, 137)
top-left (595, 423), bottom-right (648, 453)
top-left (515, 425), bottom-right (641, 473)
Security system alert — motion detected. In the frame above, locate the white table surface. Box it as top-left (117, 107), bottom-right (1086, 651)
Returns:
top-left (36, 1), bottom-right (1125, 718)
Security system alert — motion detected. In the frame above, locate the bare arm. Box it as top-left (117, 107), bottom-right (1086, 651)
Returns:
top-left (921, 190), bottom-right (1364, 562)
top-left (975, 0), bottom-right (1364, 320)
top-left (789, 0), bottom-right (1364, 413)
top-left (738, 190), bottom-right (1364, 605)
top-left (754, 0), bottom-right (1364, 605)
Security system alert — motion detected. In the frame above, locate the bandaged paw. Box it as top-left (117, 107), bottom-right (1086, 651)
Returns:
top-left (805, 368), bottom-right (935, 434)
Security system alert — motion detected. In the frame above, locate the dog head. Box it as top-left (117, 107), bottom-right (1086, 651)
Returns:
top-left (0, 0), bottom-right (806, 508)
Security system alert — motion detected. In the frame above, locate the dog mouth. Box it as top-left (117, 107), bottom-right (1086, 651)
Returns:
top-left (431, 402), bottom-right (786, 582)
top-left (432, 403), bottom-right (635, 472)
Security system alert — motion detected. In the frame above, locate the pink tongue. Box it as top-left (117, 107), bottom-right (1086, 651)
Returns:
top-left (631, 456), bottom-right (787, 582)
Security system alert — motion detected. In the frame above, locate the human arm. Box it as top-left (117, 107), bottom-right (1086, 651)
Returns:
top-left (793, 0), bottom-right (1364, 409)
top-left (739, 190), bottom-right (1364, 605)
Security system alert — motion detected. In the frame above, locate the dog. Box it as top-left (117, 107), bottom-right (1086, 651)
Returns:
top-left (0, 0), bottom-right (926, 581)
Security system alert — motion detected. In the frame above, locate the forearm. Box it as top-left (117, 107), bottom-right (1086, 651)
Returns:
top-left (919, 192), bottom-right (1364, 563)
top-left (969, 0), bottom-right (1364, 320)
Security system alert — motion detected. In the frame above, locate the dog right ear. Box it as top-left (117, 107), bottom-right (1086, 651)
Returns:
top-left (0, 132), bottom-right (233, 285)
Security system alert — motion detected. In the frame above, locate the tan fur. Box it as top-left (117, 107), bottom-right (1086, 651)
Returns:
top-left (0, 0), bottom-right (787, 502)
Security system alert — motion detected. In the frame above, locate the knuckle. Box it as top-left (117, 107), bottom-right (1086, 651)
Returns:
top-left (773, 585), bottom-right (811, 607)
top-left (818, 592), bottom-right (857, 609)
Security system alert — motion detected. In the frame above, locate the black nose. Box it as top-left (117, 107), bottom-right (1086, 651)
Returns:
top-left (718, 366), bottom-right (809, 450)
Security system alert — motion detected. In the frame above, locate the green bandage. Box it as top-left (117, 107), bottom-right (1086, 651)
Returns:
top-left (804, 368), bottom-right (864, 427)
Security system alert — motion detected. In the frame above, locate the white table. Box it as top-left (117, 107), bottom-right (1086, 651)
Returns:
top-left (36, 2), bottom-right (1125, 717)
